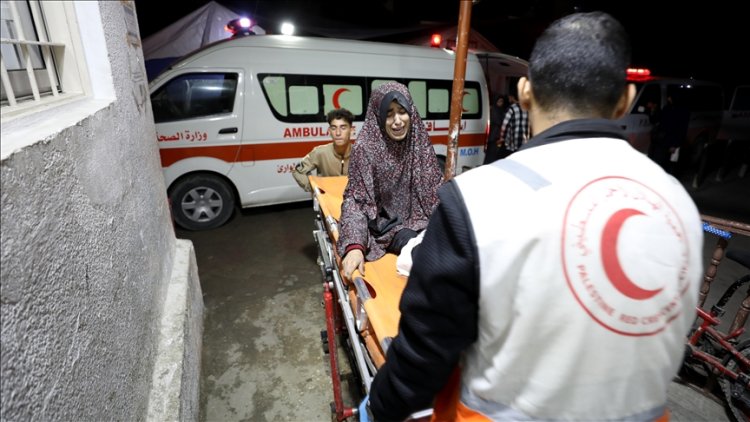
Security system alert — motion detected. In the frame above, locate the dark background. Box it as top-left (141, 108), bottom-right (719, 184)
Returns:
top-left (134, 0), bottom-right (746, 99)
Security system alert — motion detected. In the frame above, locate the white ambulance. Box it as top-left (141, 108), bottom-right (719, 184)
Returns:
top-left (148, 35), bottom-right (528, 230)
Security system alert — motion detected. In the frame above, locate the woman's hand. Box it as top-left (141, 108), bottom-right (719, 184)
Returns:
top-left (342, 249), bottom-right (365, 282)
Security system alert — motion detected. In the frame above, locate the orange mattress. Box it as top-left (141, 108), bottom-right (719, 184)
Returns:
top-left (310, 175), bottom-right (407, 366)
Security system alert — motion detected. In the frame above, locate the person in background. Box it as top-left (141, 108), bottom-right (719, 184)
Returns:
top-left (363, 11), bottom-right (704, 421)
top-left (655, 93), bottom-right (690, 176)
top-left (498, 93), bottom-right (529, 157)
top-left (337, 82), bottom-right (443, 282)
top-left (291, 108), bottom-right (354, 192)
top-left (483, 94), bottom-right (509, 164)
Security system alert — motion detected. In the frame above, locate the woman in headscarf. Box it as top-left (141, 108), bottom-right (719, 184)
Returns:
top-left (337, 82), bottom-right (443, 281)
top-left (483, 93), bottom-right (509, 164)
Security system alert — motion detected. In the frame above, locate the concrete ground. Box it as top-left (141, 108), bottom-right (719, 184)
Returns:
top-left (178, 168), bottom-right (749, 422)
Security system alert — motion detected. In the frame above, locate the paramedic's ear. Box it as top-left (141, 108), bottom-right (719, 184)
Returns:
top-left (612, 83), bottom-right (636, 120)
top-left (518, 77), bottom-right (532, 112)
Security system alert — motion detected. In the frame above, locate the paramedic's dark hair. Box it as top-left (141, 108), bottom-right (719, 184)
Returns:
top-left (529, 11), bottom-right (631, 117)
top-left (327, 108), bottom-right (354, 125)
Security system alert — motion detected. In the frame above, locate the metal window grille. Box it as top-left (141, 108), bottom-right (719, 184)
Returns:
top-left (1, 0), bottom-right (63, 108)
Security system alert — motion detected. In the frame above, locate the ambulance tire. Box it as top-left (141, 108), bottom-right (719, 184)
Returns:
top-left (169, 174), bottom-right (235, 231)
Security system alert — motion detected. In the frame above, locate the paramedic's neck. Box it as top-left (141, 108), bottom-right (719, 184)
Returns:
top-left (527, 109), bottom-right (579, 137)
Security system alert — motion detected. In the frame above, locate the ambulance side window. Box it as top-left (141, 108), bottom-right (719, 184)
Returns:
top-left (257, 73), bottom-right (482, 123)
top-left (428, 88), bottom-right (450, 113)
top-left (463, 87), bottom-right (480, 115)
top-left (408, 81), bottom-right (427, 116)
top-left (632, 84), bottom-right (660, 114)
top-left (152, 73), bottom-right (238, 123)
top-left (323, 84), bottom-right (363, 116)
top-left (262, 76), bottom-right (288, 117)
top-left (289, 86), bottom-right (319, 115)
top-left (260, 73), bottom-right (367, 123)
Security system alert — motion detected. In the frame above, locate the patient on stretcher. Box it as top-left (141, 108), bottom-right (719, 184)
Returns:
top-left (336, 82), bottom-right (443, 281)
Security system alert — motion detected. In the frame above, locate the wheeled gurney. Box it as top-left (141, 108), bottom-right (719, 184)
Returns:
top-left (310, 175), bottom-right (431, 421)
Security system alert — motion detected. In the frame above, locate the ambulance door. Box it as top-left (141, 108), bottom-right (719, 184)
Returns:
top-left (618, 83), bottom-right (660, 154)
top-left (152, 69), bottom-right (245, 174)
top-left (151, 69), bottom-right (245, 231)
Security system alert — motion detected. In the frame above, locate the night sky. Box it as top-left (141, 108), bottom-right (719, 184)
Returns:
top-left (133, 0), bottom-right (746, 95)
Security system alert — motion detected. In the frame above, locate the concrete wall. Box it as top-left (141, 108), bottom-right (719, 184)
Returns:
top-left (0, 2), bottom-right (202, 421)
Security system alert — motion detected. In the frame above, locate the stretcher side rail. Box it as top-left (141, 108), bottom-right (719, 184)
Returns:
top-left (311, 175), bottom-right (432, 421)
top-left (314, 225), bottom-right (375, 389)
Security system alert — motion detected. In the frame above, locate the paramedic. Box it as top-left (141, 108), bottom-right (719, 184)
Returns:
top-left (292, 108), bottom-right (354, 192)
top-left (337, 82), bottom-right (442, 282)
top-left (365, 11), bottom-right (704, 421)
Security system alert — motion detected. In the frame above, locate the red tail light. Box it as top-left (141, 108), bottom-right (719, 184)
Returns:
top-left (430, 34), bottom-right (442, 48)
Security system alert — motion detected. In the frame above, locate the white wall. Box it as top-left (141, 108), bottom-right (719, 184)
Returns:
top-left (0, 1), bottom-right (202, 420)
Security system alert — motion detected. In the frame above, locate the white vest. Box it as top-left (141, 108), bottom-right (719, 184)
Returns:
top-left (455, 138), bottom-right (703, 420)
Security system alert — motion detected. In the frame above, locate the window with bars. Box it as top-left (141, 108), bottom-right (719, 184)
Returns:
top-left (0, 0), bottom-right (64, 108)
top-left (1, 0), bottom-right (96, 123)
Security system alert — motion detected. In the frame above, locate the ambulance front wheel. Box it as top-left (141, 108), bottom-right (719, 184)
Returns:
top-left (169, 174), bottom-right (235, 231)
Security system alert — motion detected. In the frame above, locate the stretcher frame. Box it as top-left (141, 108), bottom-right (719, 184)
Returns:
top-left (310, 176), bottom-right (431, 421)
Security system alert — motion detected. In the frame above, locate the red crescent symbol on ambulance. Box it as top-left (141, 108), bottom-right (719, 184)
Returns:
top-left (601, 208), bottom-right (663, 300)
top-left (333, 88), bottom-right (350, 109)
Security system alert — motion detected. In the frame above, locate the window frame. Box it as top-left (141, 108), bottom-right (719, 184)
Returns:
top-left (1, 0), bottom-right (91, 119)
top-left (258, 72), bottom-right (483, 124)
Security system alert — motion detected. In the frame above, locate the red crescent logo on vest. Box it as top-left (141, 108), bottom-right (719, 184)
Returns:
top-left (561, 176), bottom-right (690, 336)
top-left (333, 88), bottom-right (350, 109)
top-left (601, 208), bottom-right (663, 300)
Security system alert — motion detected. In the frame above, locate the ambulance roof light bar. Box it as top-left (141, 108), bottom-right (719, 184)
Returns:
top-left (226, 17), bottom-right (255, 37)
top-left (626, 67), bottom-right (651, 81)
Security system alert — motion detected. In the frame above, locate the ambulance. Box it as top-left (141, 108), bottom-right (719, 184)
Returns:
top-left (148, 34), bottom-right (528, 230)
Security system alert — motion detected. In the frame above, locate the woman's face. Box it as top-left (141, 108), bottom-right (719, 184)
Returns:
top-left (384, 100), bottom-right (410, 141)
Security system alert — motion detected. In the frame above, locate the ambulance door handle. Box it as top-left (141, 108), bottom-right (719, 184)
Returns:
top-left (219, 127), bottom-right (238, 134)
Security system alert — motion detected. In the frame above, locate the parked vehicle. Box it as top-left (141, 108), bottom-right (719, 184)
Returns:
top-left (617, 69), bottom-right (724, 185)
top-left (714, 85), bottom-right (750, 181)
top-left (148, 35), bottom-right (528, 230)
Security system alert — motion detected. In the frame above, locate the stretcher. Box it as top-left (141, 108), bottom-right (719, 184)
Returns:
top-left (310, 175), bottom-right (432, 421)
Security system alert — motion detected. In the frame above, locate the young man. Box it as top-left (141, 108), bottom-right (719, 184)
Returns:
top-left (364, 12), bottom-right (704, 421)
top-left (498, 93), bottom-right (529, 156)
top-left (291, 108), bottom-right (354, 192)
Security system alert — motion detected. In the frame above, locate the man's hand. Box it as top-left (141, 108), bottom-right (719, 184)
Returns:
top-left (342, 249), bottom-right (365, 282)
